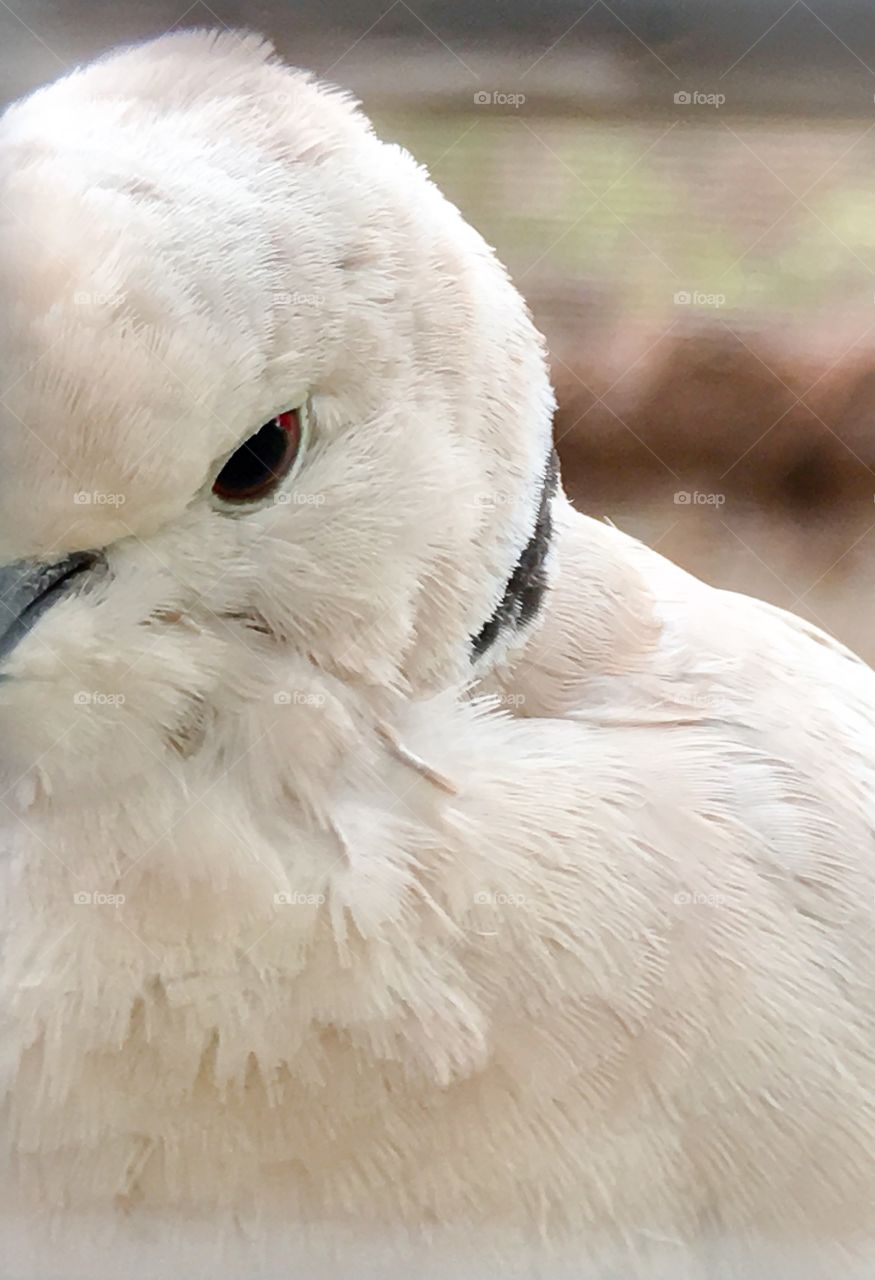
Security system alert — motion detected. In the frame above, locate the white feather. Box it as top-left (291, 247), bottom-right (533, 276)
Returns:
top-left (0, 29), bottom-right (874, 1280)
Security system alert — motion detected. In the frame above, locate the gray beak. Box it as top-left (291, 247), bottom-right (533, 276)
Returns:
top-left (0, 552), bottom-right (101, 665)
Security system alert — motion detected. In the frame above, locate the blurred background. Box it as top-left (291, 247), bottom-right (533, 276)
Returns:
top-left (5, 0), bottom-right (875, 656)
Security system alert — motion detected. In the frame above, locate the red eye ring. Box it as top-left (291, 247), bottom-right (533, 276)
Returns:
top-left (212, 409), bottom-right (302, 503)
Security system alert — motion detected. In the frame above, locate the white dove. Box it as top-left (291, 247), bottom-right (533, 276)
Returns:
top-left (2, 29), bottom-right (875, 1280)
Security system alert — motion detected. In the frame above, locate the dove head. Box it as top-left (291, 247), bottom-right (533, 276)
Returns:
top-left (0, 31), bottom-right (555, 810)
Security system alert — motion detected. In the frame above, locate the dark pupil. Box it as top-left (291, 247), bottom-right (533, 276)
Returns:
top-left (214, 419), bottom-right (289, 499)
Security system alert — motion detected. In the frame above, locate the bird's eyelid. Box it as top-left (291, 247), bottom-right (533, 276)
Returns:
top-left (211, 397), bottom-right (311, 471)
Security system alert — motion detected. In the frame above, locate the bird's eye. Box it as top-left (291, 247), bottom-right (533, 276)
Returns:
top-left (212, 409), bottom-right (303, 503)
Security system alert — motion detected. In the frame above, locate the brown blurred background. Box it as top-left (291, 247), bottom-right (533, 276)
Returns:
top-left (5, 1), bottom-right (875, 656)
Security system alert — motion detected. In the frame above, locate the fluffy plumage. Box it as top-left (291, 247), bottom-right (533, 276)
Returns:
top-left (2, 30), bottom-right (875, 1280)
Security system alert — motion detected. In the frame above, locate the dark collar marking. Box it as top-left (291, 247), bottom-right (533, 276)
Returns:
top-left (471, 448), bottom-right (559, 660)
